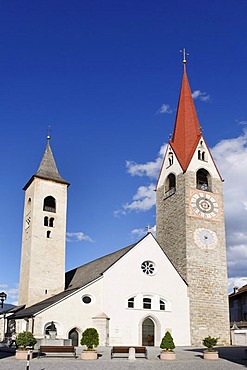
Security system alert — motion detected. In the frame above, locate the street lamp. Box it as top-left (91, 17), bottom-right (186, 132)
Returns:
top-left (0, 292), bottom-right (7, 309)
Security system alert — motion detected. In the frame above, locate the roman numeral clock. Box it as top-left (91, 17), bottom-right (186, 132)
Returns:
top-left (189, 189), bottom-right (220, 250)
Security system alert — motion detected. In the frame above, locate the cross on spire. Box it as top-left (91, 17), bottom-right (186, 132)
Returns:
top-left (180, 48), bottom-right (189, 64)
top-left (146, 225), bottom-right (151, 234)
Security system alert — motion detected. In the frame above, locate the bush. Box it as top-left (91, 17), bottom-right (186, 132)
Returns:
top-left (202, 336), bottom-right (219, 351)
top-left (160, 331), bottom-right (175, 351)
top-left (16, 331), bottom-right (37, 349)
top-left (80, 328), bottom-right (99, 350)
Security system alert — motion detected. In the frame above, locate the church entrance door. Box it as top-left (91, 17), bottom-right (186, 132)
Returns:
top-left (142, 318), bottom-right (154, 346)
top-left (69, 329), bottom-right (79, 346)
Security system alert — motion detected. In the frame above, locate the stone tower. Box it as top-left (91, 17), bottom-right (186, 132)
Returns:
top-left (18, 136), bottom-right (69, 307)
top-left (156, 61), bottom-right (230, 345)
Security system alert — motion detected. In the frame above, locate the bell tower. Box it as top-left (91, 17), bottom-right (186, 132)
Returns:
top-left (18, 135), bottom-right (70, 307)
top-left (156, 54), bottom-right (230, 345)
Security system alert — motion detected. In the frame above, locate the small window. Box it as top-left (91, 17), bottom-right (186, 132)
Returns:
top-left (160, 299), bottom-right (165, 311)
top-left (82, 295), bottom-right (92, 304)
top-left (47, 230), bottom-right (51, 238)
top-left (49, 218), bottom-right (54, 227)
top-left (44, 216), bottom-right (48, 226)
top-left (164, 173), bottom-right (176, 197)
top-left (143, 298), bottom-right (151, 309)
top-left (196, 169), bottom-right (211, 191)
top-left (141, 261), bottom-right (156, 275)
top-left (43, 196), bottom-right (56, 213)
top-left (168, 151), bottom-right (173, 166)
top-left (128, 297), bottom-right (134, 308)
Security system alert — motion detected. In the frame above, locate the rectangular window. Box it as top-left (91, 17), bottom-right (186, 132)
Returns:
top-left (143, 298), bottom-right (151, 309)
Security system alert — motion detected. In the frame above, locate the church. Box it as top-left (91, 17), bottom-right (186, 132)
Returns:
top-left (11, 58), bottom-right (230, 347)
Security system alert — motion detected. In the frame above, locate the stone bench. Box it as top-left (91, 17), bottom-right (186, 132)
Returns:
top-left (111, 346), bottom-right (147, 359)
top-left (38, 345), bottom-right (76, 358)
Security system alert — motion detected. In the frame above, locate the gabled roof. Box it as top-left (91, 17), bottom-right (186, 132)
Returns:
top-left (11, 233), bottom-right (187, 319)
top-left (170, 65), bottom-right (202, 171)
top-left (23, 138), bottom-right (69, 190)
top-left (12, 241), bottom-right (137, 318)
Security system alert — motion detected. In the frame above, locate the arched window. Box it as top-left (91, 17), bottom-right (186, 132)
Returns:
top-left (44, 216), bottom-right (48, 226)
top-left (165, 173), bottom-right (176, 197)
top-left (196, 169), bottom-right (211, 191)
top-left (49, 217), bottom-right (54, 227)
top-left (168, 151), bottom-right (173, 166)
top-left (47, 230), bottom-right (51, 238)
top-left (160, 300), bottom-right (165, 311)
top-left (128, 297), bottom-right (135, 308)
top-left (143, 298), bottom-right (152, 309)
top-left (198, 150), bottom-right (201, 160)
top-left (43, 196), bottom-right (56, 213)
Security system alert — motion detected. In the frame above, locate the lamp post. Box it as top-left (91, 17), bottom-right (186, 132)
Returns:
top-left (0, 292), bottom-right (7, 309)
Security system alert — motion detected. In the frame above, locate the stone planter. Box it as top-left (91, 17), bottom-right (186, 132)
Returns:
top-left (160, 351), bottom-right (176, 360)
top-left (15, 350), bottom-right (33, 360)
top-left (80, 350), bottom-right (97, 360)
top-left (203, 350), bottom-right (219, 360)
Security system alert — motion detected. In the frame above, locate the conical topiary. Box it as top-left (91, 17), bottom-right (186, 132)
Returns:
top-left (160, 331), bottom-right (175, 351)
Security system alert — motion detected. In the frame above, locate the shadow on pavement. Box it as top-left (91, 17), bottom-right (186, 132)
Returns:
top-left (184, 346), bottom-right (247, 367)
top-left (0, 347), bottom-right (16, 359)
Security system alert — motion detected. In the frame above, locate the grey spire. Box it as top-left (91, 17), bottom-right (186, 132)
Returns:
top-left (35, 139), bottom-right (68, 184)
top-left (23, 138), bottom-right (69, 190)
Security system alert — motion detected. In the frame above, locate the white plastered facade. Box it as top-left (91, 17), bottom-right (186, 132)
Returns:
top-left (18, 234), bottom-right (190, 347)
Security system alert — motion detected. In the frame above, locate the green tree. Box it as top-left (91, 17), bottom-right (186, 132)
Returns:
top-left (80, 328), bottom-right (99, 350)
top-left (202, 336), bottom-right (219, 351)
top-left (160, 331), bottom-right (175, 351)
top-left (16, 331), bottom-right (37, 349)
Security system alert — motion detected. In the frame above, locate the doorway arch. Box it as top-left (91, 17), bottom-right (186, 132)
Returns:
top-left (69, 328), bottom-right (79, 346)
top-left (142, 317), bottom-right (154, 346)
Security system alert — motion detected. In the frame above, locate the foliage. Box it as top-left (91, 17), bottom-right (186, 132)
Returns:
top-left (160, 331), bottom-right (175, 351)
top-left (16, 331), bottom-right (37, 349)
top-left (202, 336), bottom-right (219, 351)
top-left (80, 328), bottom-right (99, 350)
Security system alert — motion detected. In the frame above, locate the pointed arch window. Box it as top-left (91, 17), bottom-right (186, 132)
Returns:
top-left (196, 169), bottom-right (211, 192)
top-left (43, 196), bottom-right (56, 213)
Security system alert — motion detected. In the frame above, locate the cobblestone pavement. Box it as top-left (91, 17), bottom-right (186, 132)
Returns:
top-left (0, 346), bottom-right (246, 370)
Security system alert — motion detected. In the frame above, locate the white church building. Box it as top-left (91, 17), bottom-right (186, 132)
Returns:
top-left (10, 59), bottom-right (230, 347)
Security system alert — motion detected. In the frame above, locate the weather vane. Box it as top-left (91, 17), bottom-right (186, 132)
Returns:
top-left (180, 48), bottom-right (189, 64)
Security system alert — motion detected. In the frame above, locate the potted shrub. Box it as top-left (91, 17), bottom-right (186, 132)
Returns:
top-left (160, 331), bottom-right (176, 360)
top-left (15, 331), bottom-right (37, 360)
top-left (80, 328), bottom-right (99, 360)
top-left (202, 335), bottom-right (219, 360)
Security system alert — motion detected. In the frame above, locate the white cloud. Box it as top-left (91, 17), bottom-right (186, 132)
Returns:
top-left (211, 129), bottom-right (247, 282)
top-left (236, 119), bottom-right (247, 126)
top-left (157, 104), bottom-right (173, 114)
top-left (66, 232), bottom-right (93, 243)
top-left (122, 183), bottom-right (156, 212)
top-left (126, 144), bottom-right (167, 178)
top-left (192, 90), bottom-right (210, 102)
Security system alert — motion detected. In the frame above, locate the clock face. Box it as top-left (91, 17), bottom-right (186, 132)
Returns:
top-left (190, 191), bottom-right (219, 220)
top-left (194, 228), bottom-right (218, 250)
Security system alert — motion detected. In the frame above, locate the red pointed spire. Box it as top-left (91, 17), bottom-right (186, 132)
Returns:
top-left (170, 64), bottom-right (202, 171)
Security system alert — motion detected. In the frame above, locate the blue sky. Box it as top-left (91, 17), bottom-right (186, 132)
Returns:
top-left (1, 0), bottom-right (247, 304)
